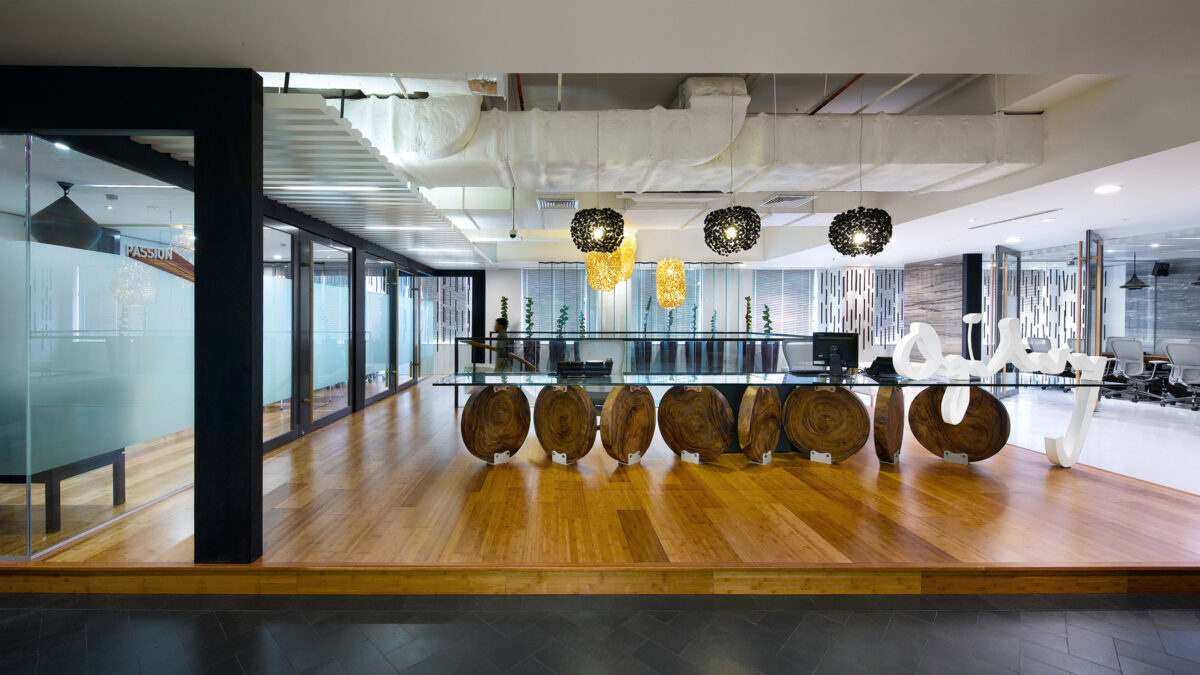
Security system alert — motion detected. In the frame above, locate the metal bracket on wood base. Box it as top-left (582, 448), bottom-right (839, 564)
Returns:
top-left (942, 451), bottom-right (969, 465)
top-left (809, 451), bottom-right (832, 464)
top-left (552, 451), bottom-right (571, 465)
top-left (681, 450), bottom-right (702, 464)
top-left (751, 451), bottom-right (772, 465)
top-left (490, 451), bottom-right (511, 465)
top-left (621, 451), bottom-right (642, 465)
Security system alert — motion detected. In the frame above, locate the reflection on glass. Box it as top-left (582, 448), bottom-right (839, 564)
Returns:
top-left (365, 258), bottom-right (393, 399)
top-left (263, 224), bottom-right (293, 441)
top-left (311, 242), bottom-right (350, 421)
top-left (396, 274), bottom-right (414, 384)
top-left (0, 135), bottom-right (196, 556)
top-left (0, 134), bottom-right (31, 555)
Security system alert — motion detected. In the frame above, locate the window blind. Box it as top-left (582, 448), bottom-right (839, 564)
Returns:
top-left (752, 269), bottom-right (815, 335)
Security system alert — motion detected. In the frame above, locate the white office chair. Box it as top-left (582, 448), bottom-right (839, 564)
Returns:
top-left (1154, 338), bottom-right (1189, 356)
top-left (783, 341), bottom-right (815, 371)
top-left (1027, 337), bottom-right (1052, 353)
top-left (1105, 338), bottom-right (1160, 402)
top-left (1161, 343), bottom-right (1200, 411)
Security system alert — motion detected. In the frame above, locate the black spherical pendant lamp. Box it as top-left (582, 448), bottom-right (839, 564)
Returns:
top-left (570, 207), bottom-right (625, 253)
top-left (828, 206), bottom-right (892, 257)
top-left (703, 206), bottom-right (761, 256)
top-left (31, 181), bottom-right (102, 251)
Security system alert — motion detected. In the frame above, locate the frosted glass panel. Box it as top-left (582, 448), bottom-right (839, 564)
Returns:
top-left (12, 134), bottom-right (197, 555)
top-left (364, 258), bottom-right (392, 399)
top-left (0, 134), bottom-right (30, 557)
top-left (311, 242), bottom-right (350, 421)
top-left (262, 224), bottom-right (293, 441)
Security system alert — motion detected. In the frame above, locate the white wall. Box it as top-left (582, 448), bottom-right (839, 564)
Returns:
top-left (485, 268), bottom-right (521, 331)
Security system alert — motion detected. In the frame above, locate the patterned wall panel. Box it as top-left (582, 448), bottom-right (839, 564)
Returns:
top-left (817, 267), bottom-right (876, 350)
top-left (903, 257), bottom-right (962, 354)
top-left (1123, 259), bottom-right (1200, 349)
top-left (1019, 267), bottom-right (1079, 348)
top-left (873, 268), bottom-right (905, 346)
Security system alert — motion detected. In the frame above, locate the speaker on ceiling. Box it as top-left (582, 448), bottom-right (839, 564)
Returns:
top-left (1153, 262), bottom-right (1170, 277)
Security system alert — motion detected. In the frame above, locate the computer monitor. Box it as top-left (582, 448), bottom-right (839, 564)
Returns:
top-left (813, 332), bottom-right (859, 370)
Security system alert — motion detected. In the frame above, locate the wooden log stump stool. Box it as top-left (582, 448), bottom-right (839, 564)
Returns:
top-left (534, 385), bottom-right (597, 464)
top-left (658, 385), bottom-right (734, 463)
top-left (600, 385), bottom-right (656, 465)
top-left (873, 387), bottom-right (905, 465)
top-left (738, 385), bottom-right (781, 464)
top-left (909, 385), bottom-right (1010, 464)
top-left (461, 385), bottom-right (530, 464)
top-left (783, 386), bottom-right (870, 463)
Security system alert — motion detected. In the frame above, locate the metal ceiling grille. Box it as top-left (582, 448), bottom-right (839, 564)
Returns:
top-left (133, 93), bottom-right (483, 268)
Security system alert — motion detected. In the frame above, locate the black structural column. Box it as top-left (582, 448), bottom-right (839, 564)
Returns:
top-left (193, 69), bottom-right (264, 563)
top-left (962, 253), bottom-right (983, 359)
top-left (1, 66), bottom-right (266, 564)
top-left (352, 248), bottom-right (368, 411)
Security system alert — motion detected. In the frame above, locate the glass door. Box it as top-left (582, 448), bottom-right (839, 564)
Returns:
top-left (262, 223), bottom-right (295, 442)
top-left (992, 244), bottom-right (1021, 396)
top-left (364, 257), bottom-right (394, 402)
top-left (396, 273), bottom-right (415, 386)
top-left (304, 239), bottom-right (351, 426)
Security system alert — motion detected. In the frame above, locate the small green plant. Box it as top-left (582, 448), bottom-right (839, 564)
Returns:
top-left (500, 296), bottom-right (509, 322)
top-left (711, 309), bottom-right (717, 334)
top-left (524, 297), bottom-right (534, 332)
top-left (745, 296), bottom-right (753, 332)
top-left (691, 304), bottom-right (699, 333)
top-left (642, 297), bottom-right (652, 333)
top-left (666, 308), bottom-right (675, 332)
top-left (578, 311), bottom-right (586, 338)
top-left (557, 304), bottom-right (569, 333)
top-left (762, 304), bottom-right (773, 335)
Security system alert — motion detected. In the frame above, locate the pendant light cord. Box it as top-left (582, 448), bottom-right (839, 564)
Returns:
top-left (596, 73), bottom-right (601, 208)
top-left (858, 84), bottom-right (864, 206)
top-left (729, 74), bottom-right (735, 206)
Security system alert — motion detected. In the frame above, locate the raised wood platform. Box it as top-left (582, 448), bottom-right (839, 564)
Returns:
top-left (3, 382), bottom-right (1200, 595)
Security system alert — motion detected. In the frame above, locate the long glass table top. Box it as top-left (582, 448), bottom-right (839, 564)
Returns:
top-left (432, 371), bottom-right (1098, 388)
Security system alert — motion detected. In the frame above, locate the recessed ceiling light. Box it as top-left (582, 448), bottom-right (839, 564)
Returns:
top-left (1094, 184), bottom-right (1122, 195)
top-left (1006, 236), bottom-right (1022, 243)
top-left (1150, 243), bottom-right (1161, 248)
top-left (272, 254), bottom-right (282, 260)
top-left (53, 142), bottom-right (70, 151)
top-left (105, 205), bottom-right (113, 210)
top-left (1041, 218), bottom-right (1056, 222)
top-left (363, 226), bottom-right (434, 231)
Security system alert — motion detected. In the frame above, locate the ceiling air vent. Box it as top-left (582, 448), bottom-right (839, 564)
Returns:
top-left (761, 193), bottom-right (816, 208)
top-left (967, 208), bottom-right (1062, 230)
top-left (536, 193), bottom-right (578, 210)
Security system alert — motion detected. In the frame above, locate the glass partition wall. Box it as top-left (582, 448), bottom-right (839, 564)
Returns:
top-left (309, 241), bottom-right (351, 424)
top-left (364, 257), bottom-right (394, 401)
top-left (263, 224), bottom-right (294, 442)
top-left (1, 134), bottom-right (196, 557)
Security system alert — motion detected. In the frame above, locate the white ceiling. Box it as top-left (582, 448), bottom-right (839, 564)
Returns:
top-left (2, 1), bottom-right (1198, 74)
top-left (775, 140), bottom-right (1200, 268)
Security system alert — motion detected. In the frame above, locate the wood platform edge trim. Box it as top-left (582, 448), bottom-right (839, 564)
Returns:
top-left (2, 567), bottom-right (1198, 595)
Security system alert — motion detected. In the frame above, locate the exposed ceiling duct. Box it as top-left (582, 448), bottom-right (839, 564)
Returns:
top-left (343, 76), bottom-right (1041, 195)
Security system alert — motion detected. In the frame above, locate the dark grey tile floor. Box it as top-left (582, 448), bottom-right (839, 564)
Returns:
top-left (1, 593), bottom-right (1199, 674)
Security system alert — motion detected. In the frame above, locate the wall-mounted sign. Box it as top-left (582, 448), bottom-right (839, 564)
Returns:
top-left (125, 244), bottom-right (195, 283)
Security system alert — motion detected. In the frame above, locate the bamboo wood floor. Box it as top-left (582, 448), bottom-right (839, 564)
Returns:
top-left (3, 382), bottom-right (1200, 594)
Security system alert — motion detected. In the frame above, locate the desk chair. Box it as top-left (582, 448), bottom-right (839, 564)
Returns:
top-left (1160, 343), bottom-right (1200, 411)
top-left (578, 339), bottom-right (626, 410)
top-left (1027, 337), bottom-right (1052, 353)
top-left (1104, 338), bottom-right (1161, 402)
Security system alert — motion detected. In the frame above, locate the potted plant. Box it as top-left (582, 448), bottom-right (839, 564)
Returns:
top-left (549, 304), bottom-right (569, 370)
top-left (576, 310), bottom-right (586, 360)
top-left (760, 303), bottom-right (780, 371)
top-left (499, 296), bottom-right (508, 323)
top-left (659, 308), bottom-right (678, 373)
top-left (631, 297), bottom-right (653, 372)
top-left (521, 297), bottom-right (539, 370)
top-left (705, 309), bottom-right (724, 373)
top-left (741, 295), bottom-right (757, 372)
top-left (685, 304), bottom-right (703, 372)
